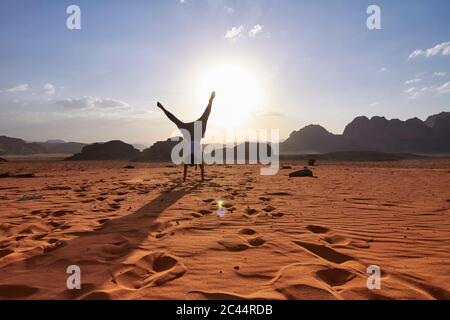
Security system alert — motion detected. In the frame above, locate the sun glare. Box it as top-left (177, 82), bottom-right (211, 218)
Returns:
top-left (195, 64), bottom-right (263, 128)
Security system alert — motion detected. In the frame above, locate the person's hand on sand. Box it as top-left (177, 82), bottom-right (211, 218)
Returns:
top-left (209, 91), bottom-right (216, 102)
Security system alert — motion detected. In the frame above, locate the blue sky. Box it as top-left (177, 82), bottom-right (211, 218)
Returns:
top-left (0, 0), bottom-right (449, 145)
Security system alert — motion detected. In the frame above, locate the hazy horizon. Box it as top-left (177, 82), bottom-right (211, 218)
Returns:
top-left (1, 0), bottom-right (449, 145)
top-left (2, 110), bottom-right (448, 148)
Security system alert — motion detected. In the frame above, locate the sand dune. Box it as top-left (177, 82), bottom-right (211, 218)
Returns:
top-left (0, 160), bottom-right (449, 300)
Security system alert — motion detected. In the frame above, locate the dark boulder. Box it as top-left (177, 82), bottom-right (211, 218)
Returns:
top-left (289, 167), bottom-right (314, 178)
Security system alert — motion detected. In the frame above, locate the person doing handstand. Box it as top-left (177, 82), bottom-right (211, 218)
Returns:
top-left (156, 91), bottom-right (215, 182)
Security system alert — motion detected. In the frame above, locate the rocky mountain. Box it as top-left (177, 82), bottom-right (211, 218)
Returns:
top-left (0, 136), bottom-right (47, 155)
top-left (66, 140), bottom-right (140, 161)
top-left (133, 138), bottom-right (181, 162)
top-left (281, 112), bottom-right (450, 154)
top-left (281, 125), bottom-right (356, 154)
top-left (0, 136), bottom-right (86, 155)
top-left (38, 141), bottom-right (86, 154)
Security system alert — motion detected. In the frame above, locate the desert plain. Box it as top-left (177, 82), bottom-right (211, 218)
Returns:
top-left (0, 159), bottom-right (449, 300)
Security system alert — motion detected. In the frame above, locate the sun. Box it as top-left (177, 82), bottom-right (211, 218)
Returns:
top-left (195, 64), bottom-right (263, 128)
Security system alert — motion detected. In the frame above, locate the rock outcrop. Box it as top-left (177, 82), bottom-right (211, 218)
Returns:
top-left (66, 140), bottom-right (140, 161)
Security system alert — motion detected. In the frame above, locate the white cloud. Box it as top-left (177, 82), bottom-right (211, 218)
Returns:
top-left (426, 41), bottom-right (450, 57)
top-left (408, 49), bottom-right (424, 60)
top-left (249, 24), bottom-right (263, 37)
top-left (433, 71), bottom-right (446, 77)
top-left (224, 6), bottom-right (234, 14)
top-left (405, 87), bottom-right (416, 94)
top-left (437, 82), bottom-right (450, 94)
top-left (225, 25), bottom-right (245, 41)
top-left (405, 87), bottom-right (429, 99)
top-left (43, 83), bottom-right (56, 95)
top-left (405, 78), bottom-right (421, 85)
top-left (225, 24), bottom-right (269, 42)
top-left (56, 96), bottom-right (130, 109)
top-left (408, 41), bottom-right (450, 59)
top-left (4, 84), bottom-right (30, 93)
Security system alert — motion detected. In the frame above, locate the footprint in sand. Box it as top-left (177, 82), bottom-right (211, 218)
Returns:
top-left (0, 248), bottom-right (13, 259)
top-left (306, 225), bottom-right (330, 234)
top-left (48, 220), bottom-right (64, 228)
top-left (96, 218), bottom-right (110, 228)
top-left (270, 212), bottom-right (284, 218)
top-left (191, 209), bottom-right (213, 219)
top-left (244, 207), bottom-right (259, 215)
top-left (315, 267), bottom-right (357, 287)
top-left (109, 203), bottom-right (121, 211)
top-left (247, 236), bottom-right (266, 247)
top-left (294, 241), bottom-right (354, 264)
top-left (218, 235), bottom-right (251, 251)
top-left (52, 209), bottom-right (75, 217)
top-left (43, 240), bottom-right (65, 253)
top-left (239, 229), bottom-right (266, 247)
top-left (238, 228), bottom-right (257, 236)
top-left (262, 205), bottom-right (276, 213)
top-left (19, 223), bottom-right (50, 235)
top-left (88, 237), bottom-right (131, 261)
top-left (218, 230), bottom-right (266, 251)
top-left (115, 251), bottom-right (186, 289)
top-left (321, 234), bottom-right (371, 249)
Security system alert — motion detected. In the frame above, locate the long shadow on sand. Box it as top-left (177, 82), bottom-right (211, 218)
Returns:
top-left (0, 179), bottom-right (201, 299)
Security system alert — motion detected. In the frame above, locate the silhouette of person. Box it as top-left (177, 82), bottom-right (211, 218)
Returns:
top-left (157, 91), bottom-right (215, 182)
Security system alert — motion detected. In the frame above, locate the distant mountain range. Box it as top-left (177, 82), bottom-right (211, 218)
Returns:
top-left (1, 111), bottom-right (449, 159)
top-left (281, 111), bottom-right (450, 154)
top-left (0, 136), bottom-right (86, 155)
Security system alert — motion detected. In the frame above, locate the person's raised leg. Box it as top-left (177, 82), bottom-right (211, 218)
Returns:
top-left (157, 102), bottom-right (184, 128)
top-left (196, 91), bottom-right (215, 136)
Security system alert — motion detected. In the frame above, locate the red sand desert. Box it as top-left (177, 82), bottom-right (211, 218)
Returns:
top-left (0, 159), bottom-right (449, 300)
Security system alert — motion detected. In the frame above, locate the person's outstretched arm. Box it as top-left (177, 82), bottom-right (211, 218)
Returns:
top-left (157, 102), bottom-right (183, 128)
top-left (197, 91), bottom-right (215, 124)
